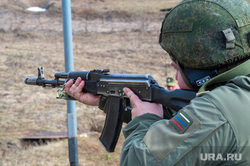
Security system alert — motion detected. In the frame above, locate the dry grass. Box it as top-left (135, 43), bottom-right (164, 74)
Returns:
top-left (2, 0), bottom-right (250, 165)
top-left (0, 0), bottom-right (180, 165)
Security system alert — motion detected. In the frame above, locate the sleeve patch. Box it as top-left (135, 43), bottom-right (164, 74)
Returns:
top-left (170, 112), bottom-right (193, 134)
top-left (143, 109), bottom-right (202, 162)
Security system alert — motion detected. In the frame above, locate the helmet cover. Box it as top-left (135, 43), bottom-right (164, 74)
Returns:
top-left (159, 0), bottom-right (250, 69)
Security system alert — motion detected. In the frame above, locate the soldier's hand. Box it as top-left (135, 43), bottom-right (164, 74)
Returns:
top-left (123, 87), bottom-right (163, 119)
top-left (64, 77), bottom-right (100, 106)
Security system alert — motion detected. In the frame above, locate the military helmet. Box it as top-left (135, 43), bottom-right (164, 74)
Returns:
top-left (159, 0), bottom-right (250, 88)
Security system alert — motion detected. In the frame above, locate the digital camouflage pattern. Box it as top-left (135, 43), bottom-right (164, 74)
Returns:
top-left (159, 0), bottom-right (250, 69)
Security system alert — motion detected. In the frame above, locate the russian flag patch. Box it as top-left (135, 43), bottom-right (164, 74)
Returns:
top-left (170, 111), bottom-right (193, 134)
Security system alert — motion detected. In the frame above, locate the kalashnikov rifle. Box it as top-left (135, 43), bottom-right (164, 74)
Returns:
top-left (25, 67), bottom-right (196, 152)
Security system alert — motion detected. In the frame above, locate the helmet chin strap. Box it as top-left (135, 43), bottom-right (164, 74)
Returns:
top-left (176, 58), bottom-right (250, 93)
top-left (176, 61), bottom-right (195, 90)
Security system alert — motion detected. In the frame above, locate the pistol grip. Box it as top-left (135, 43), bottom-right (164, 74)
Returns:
top-left (99, 96), bottom-right (124, 152)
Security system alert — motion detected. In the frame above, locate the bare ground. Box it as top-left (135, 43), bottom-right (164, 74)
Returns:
top-left (0, 0), bottom-right (181, 165)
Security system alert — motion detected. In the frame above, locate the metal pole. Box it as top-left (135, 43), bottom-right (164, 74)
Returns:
top-left (61, 0), bottom-right (79, 166)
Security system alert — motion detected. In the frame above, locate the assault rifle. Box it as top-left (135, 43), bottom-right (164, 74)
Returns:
top-left (25, 67), bottom-right (196, 152)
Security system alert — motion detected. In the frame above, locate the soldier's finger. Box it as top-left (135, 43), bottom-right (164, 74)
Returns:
top-left (64, 79), bottom-right (73, 92)
top-left (74, 77), bottom-right (82, 87)
top-left (79, 80), bottom-right (85, 89)
top-left (75, 80), bottom-right (85, 92)
top-left (123, 87), bottom-right (142, 106)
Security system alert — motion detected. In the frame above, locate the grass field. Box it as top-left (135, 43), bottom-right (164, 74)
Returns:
top-left (1, 0), bottom-right (248, 165)
top-left (0, 0), bottom-right (180, 165)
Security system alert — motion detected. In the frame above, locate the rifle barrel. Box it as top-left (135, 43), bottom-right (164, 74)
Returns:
top-left (25, 78), bottom-right (65, 87)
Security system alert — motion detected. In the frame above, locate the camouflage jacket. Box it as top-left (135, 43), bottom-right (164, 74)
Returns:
top-left (120, 75), bottom-right (250, 166)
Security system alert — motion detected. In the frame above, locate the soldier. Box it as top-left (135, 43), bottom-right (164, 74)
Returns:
top-left (64, 0), bottom-right (250, 165)
top-left (165, 76), bottom-right (179, 91)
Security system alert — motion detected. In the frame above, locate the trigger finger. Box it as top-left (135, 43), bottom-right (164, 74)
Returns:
top-left (123, 87), bottom-right (141, 105)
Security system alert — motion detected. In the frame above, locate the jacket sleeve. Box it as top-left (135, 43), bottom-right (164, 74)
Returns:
top-left (120, 113), bottom-right (162, 166)
top-left (120, 95), bottom-right (237, 166)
